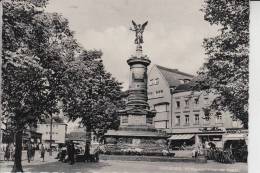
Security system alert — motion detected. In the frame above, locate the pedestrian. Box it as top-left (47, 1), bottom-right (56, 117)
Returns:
top-left (40, 143), bottom-right (46, 162)
top-left (4, 143), bottom-right (10, 161)
top-left (27, 142), bottom-right (32, 163)
top-left (9, 143), bottom-right (15, 161)
top-left (31, 143), bottom-right (36, 161)
top-left (67, 141), bottom-right (75, 165)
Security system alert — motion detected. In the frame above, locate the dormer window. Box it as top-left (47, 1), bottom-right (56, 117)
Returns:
top-left (179, 79), bottom-right (184, 84)
top-left (183, 79), bottom-right (190, 84)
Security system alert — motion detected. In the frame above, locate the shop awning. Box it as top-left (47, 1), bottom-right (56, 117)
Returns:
top-left (168, 134), bottom-right (194, 140)
top-left (223, 134), bottom-right (245, 141)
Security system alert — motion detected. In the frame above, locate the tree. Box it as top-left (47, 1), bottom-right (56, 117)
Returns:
top-left (2, 0), bottom-right (79, 171)
top-left (63, 50), bottom-right (125, 144)
top-left (196, 0), bottom-right (249, 128)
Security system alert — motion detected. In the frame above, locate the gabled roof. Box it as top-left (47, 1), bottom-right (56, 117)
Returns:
top-left (155, 65), bottom-right (194, 87)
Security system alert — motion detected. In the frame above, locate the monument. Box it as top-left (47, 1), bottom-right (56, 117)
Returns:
top-left (104, 21), bottom-right (167, 154)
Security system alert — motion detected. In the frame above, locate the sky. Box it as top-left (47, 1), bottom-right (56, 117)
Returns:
top-left (46, 0), bottom-right (218, 90)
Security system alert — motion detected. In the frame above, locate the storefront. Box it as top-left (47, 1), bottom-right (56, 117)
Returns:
top-left (168, 134), bottom-right (195, 150)
top-left (222, 132), bottom-right (248, 149)
top-left (197, 134), bottom-right (223, 148)
top-left (168, 127), bottom-right (226, 149)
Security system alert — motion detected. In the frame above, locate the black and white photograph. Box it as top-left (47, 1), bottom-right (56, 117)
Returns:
top-left (0, 0), bottom-right (258, 173)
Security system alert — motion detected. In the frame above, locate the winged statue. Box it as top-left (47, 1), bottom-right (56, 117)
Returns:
top-left (130, 20), bottom-right (148, 45)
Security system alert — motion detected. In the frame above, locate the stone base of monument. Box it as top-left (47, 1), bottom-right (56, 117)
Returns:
top-left (104, 128), bottom-right (168, 156)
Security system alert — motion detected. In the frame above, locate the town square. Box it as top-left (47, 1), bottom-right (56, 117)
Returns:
top-left (0, 0), bottom-right (257, 173)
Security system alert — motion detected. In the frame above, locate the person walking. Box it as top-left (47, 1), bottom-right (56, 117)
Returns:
top-left (9, 143), bottom-right (15, 161)
top-left (40, 143), bottom-right (46, 162)
top-left (31, 143), bottom-right (36, 161)
top-left (67, 141), bottom-right (75, 165)
top-left (27, 142), bottom-right (32, 163)
top-left (4, 143), bottom-right (10, 161)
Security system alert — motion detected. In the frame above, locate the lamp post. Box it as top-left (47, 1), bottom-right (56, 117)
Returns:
top-left (49, 114), bottom-right (53, 156)
top-left (0, 1), bottom-right (3, 148)
top-left (170, 87), bottom-right (176, 134)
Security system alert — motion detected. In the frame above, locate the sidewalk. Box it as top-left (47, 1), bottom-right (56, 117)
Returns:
top-left (0, 159), bottom-right (247, 173)
top-left (0, 151), bottom-right (58, 172)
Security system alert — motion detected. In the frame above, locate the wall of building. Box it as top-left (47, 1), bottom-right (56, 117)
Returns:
top-left (147, 66), bottom-right (171, 129)
top-left (171, 91), bottom-right (243, 131)
top-left (147, 65), bottom-right (243, 132)
top-left (37, 123), bottom-right (67, 144)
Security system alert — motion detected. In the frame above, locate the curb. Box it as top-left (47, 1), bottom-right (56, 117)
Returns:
top-left (100, 154), bottom-right (207, 163)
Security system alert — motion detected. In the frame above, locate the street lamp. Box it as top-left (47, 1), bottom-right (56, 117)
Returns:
top-left (169, 87), bottom-right (176, 134)
top-left (0, 1), bottom-right (3, 149)
top-left (49, 114), bottom-right (53, 156)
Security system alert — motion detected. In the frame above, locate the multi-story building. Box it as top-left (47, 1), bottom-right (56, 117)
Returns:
top-left (147, 65), bottom-right (194, 129)
top-left (36, 123), bottom-right (67, 145)
top-left (148, 65), bottom-right (246, 148)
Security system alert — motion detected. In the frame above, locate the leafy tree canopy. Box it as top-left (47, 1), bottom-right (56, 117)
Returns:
top-left (63, 50), bottom-right (125, 138)
top-left (196, 0), bottom-right (249, 128)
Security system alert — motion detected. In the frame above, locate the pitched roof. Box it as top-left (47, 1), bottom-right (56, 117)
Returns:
top-left (173, 84), bottom-right (193, 93)
top-left (155, 65), bottom-right (194, 87)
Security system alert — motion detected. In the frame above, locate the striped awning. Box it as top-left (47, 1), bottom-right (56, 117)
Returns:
top-left (168, 134), bottom-right (194, 140)
top-left (223, 133), bottom-right (245, 141)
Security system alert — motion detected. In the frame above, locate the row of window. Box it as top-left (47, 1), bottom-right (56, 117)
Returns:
top-left (175, 114), bottom-right (222, 126)
top-left (179, 79), bottom-right (191, 84)
top-left (149, 78), bottom-right (191, 86)
top-left (45, 124), bottom-right (60, 128)
top-left (148, 90), bottom-right (164, 96)
top-left (175, 97), bottom-right (208, 108)
top-left (45, 132), bottom-right (59, 135)
top-left (149, 78), bottom-right (159, 86)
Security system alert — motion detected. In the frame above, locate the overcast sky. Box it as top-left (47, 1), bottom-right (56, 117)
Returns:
top-left (46, 0), bottom-right (218, 90)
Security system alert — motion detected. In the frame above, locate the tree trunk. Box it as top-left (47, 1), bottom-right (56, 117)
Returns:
top-left (12, 129), bottom-right (23, 173)
top-left (84, 130), bottom-right (91, 157)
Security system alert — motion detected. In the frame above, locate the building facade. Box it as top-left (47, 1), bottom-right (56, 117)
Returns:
top-left (148, 65), bottom-right (245, 148)
top-left (36, 123), bottom-right (67, 145)
top-left (147, 65), bottom-right (193, 129)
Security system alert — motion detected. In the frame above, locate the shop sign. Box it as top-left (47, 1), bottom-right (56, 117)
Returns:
top-left (213, 138), bottom-right (221, 141)
top-left (199, 127), bottom-right (223, 132)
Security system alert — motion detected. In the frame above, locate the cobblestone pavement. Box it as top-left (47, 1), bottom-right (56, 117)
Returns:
top-left (0, 152), bottom-right (247, 173)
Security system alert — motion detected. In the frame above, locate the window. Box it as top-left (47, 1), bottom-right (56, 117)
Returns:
top-left (154, 104), bottom-right (167, 112)
top-left (46, 132), bottom-right (48, 134)
top-left (155, 90), bottom-right (163, 95)
top-left (185, 100), bottom-right (189, 106)
top-left (122, 116), bottom-right (128, 123)
top-left (194, 98), bottom-right (199, 105)
top-left (148, 92), bottom-right (153, 96)
top-left (146, 117), bottom-right (153, 124)
top-left (155, 78), bottom-right (159, 85)
top-left (184, 79), bottom-right (190, 84)
top-left (194, 114), bottom-right (199, 125)
top-left (203, 109), bottom-right (210, 124)
top-left (185, 115), bottom-right (190, 125)
top-left (155, 121), bottom-right (167, 129)
top-left (176, 101), bottom-right (180, 108)
top-left (179, 79), bottom-right (184, 84)
top-left (176, 116), bottom-right (180, 126)
top-left (149, 79), bottom-right (153, 86)
top-left (216, 114), bottom-right (222, 123)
